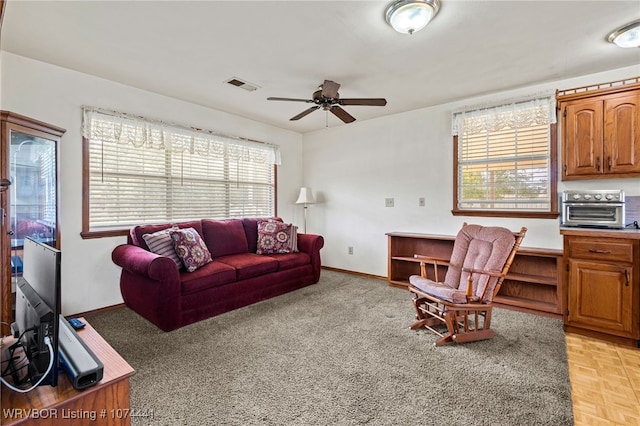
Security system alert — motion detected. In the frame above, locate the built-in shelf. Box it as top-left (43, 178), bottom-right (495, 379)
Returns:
top-left (387, 232), bottom-right (564, 318)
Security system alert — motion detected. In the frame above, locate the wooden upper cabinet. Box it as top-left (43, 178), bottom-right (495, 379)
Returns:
top-left (564, 99), bottom-right (604, 177)
top-left (605, 93), bottom-right (640, 175)
top-left (558, 80), bottom-right (640, 180)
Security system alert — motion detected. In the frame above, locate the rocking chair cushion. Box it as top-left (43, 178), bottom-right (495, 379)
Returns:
top-left (444, 224), bottom-right (516, 303)
top-left (408, 276), bottom-right (472, 304)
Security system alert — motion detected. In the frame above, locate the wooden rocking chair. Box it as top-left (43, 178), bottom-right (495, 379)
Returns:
top-left (408, 223), bottom-right (526, 345)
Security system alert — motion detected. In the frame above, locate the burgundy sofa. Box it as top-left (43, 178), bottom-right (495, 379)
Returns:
top-left (111, 217), bottom-right (324, 331)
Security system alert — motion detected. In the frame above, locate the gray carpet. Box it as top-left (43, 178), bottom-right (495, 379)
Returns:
top-left (87, 270), bottom-right (573, 426)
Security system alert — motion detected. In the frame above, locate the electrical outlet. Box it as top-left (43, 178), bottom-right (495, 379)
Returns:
top-left (348, 246), bottom-right (354, 255)
top-left (385, 198), bottom-right (394, 207)
top-left (419, 197), bottom-right (425, 207)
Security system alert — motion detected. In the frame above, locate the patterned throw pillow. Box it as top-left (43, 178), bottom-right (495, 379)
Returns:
top-left (256, 220), bottom-right (298, 254)
top-left (169, 228), bottom-right (212, 272)
top-left (142, 227), bottom-right (182, 268)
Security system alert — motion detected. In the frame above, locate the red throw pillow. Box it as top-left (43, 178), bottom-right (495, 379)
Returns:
top-left (256, 220), bottom-right (298, 254)
top-left (169, 228), bottom-right (212, 272)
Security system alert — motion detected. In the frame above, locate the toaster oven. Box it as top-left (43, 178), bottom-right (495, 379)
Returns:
top-left (561, 190), bottom-right (625, 229)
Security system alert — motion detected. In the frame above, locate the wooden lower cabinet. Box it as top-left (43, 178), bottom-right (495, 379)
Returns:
top-left (562, 229), bottom-right (640, 346)
top-left (567, 260), bottom-right (634, 334)
top-left (387, 232), bottom-right (564, 318)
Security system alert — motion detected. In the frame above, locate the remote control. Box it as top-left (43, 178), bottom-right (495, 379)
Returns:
top-left (68, 318), bottom-right (86, 330)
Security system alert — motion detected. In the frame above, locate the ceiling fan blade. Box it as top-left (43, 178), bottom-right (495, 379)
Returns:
top-left (267, 97), bottom-right (313, 103)
top-left (321, 80), bottom-right (340, 99)
top-left (290, 106), bottom-right (320, 121)
top-left (339, 98), bottom-right (387, 106)
top-left (330, 106), bottom-right (356, 123)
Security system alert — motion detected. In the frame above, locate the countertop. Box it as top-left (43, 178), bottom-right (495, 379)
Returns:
top-left (560, 226), bottom-right (640, 239)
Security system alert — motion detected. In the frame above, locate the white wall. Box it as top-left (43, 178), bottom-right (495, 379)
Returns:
top-left (302, 65), bottom-right (640, 277)
top-left (1, 52), bottom-right (304, 315)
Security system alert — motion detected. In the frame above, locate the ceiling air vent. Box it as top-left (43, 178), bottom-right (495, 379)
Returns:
top-left (225, 77), bottom-right (260, 92)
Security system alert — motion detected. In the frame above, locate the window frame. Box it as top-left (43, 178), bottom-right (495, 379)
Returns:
top-left (452, 122), bottom-right (559, 219)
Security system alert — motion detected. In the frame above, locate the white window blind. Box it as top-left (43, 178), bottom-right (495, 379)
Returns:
top-left (452, 96), bottom-right (556, 212)
top-left (82, 107), bottom-right (278, 231)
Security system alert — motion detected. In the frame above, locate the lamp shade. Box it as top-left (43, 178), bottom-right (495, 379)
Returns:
top-left (296, 187), bottom-right (316, 204)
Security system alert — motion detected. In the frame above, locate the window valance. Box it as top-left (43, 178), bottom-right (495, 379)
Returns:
top-left (82, 106), bottom-right (281, 165)
top-left (451, 95), bottom-right (557, 136)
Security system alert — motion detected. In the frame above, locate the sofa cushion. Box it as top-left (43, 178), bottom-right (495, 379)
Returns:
top-left (202, 219), bottom-right (249, 257)
top-left (132, 220), bottom-right (203, 251)
top-left (216, 253), bottom-right (278, 280)
top-left (242, 217), bottom-right (283, 253)
top-left (179, 261), bottom-right (237, 295)
top-left (256, 221), bottom-right (298, 254)
top-left (264, 252), bottom-right (310, 271)
top-left (169, 228), bottom-right (212, 272)
top-left (142, 227), bottom-right (182, 268)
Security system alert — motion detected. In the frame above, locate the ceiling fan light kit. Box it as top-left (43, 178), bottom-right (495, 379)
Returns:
top-left (607, 19), bottom-right (640, 48)
top-left (385, 0), bottom-right (440, 35)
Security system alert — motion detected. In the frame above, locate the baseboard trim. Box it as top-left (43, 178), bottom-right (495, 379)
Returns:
top-left (321, 266), bottom-right (387, 281)
top-left (70, 303), bottom-right (126, 319)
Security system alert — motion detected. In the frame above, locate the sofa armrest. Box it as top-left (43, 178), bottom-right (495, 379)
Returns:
top-left (297, 233), bottom-right (324, 254)
top-left (112, 244), bottom-right (180, 282)
top-left (297, 233), bottom-right (325, 282)
top-left (112, 244), bottom-right (182, 331)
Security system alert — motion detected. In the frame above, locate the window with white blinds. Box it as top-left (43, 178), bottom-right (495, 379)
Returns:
top-left (82, 108), bottom-right (278, 234)
top-left (452, 96), bottom-right (557, 216)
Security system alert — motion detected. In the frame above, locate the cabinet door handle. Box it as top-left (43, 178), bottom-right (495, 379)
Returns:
top-left (596, 156), bottom-right (601, 171)
top-left (608, 156), bottom-right (612, 171)
top-left (588, 248), bottom-right (611, 254)
top-left (625, 270), bottom-right (630, 287)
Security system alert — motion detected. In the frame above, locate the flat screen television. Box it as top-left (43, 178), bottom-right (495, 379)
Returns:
top-left (12, 236), bottom-right (61, 388)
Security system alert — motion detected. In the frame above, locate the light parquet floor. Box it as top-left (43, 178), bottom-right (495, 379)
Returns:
top-left (566, 332), bottom-right (640, 425)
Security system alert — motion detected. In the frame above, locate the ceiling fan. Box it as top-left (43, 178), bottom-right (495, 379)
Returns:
top-left (267, 80), bottom-right (387, 123)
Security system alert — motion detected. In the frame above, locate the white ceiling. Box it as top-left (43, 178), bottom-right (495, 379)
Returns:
top-left (2, 0), bottom-right (640, 134)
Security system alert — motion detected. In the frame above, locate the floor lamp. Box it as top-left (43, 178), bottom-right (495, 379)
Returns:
top-left (296, 187), bottom-right (316, 234)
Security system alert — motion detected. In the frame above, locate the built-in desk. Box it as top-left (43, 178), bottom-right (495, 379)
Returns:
top-left (1, 319), bottom-right (135, 425)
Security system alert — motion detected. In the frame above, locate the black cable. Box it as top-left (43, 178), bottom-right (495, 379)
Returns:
top-left (1, 345), bottom-right (19, 376)
top-left (1, 326), bottom-right (38, 378)
top-left (3, 358), bottom-right (30, 386)
top-left (1, 343), bottom-right (25, 377)
top-left (1, 336), bottom-right (54, 392)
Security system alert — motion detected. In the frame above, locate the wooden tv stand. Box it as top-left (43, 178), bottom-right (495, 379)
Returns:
top-left (387, 232), bottom-right (564, 318)
top-left (1, 318), bottom-right (135, 425)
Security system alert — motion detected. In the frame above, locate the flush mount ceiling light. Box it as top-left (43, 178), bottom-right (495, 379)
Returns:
top-left (385, 0), bottom-right (440, 35)
top-left (607, 19), bottom-right (640, 48)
